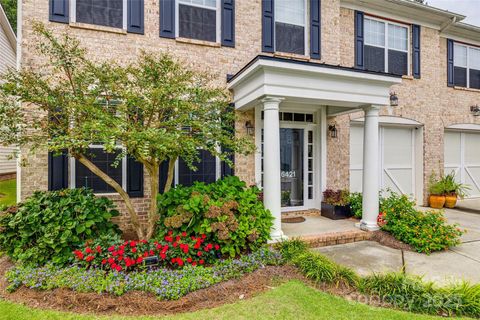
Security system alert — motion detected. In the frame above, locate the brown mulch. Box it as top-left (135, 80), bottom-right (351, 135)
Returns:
top-left (281, 216), bottom-right (306, 223)
top-left (370, 230), bottom-right (413, 251)
top-left (0, 256), bottom-right (305, 317)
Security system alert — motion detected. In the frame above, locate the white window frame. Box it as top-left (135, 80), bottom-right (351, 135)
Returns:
top-left (70, 0), bottom-right (128, 30)
top-left (175, 0), bottom-right (221, 43)
top-left (70, 145), bottom-right (127, 195)
top-left (274, 0), bottom-right (309, 56)
top-left (364, 16), bottom-right (411, 75)
top-left (454, 42), bottom-right (480, 89)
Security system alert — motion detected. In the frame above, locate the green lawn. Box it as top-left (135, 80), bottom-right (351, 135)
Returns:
top-left (0, 281), bottom-right (469, 320)
top-left (0, 179), bottom-right (16, 207)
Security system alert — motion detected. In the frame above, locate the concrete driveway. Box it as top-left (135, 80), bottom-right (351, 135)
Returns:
top-left (314, 207), bottom-right (480, 285)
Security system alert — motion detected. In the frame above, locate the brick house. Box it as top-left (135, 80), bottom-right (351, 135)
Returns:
top-left (17, 0), bottom-right (480, 239)
top-left (0, 3), bottom-right (16, 181)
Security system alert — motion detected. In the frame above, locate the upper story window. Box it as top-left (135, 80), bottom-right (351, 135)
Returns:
top-left (364, 17), bottom-right (409, 75)
top-left (74, 0), bottom-right (125, 29)
top-left (454, 43), bottom-right (480, 89)
top-left (274, 0), bottom-right (306, 55)
top-left (177, 0), bottom-right (220, 43)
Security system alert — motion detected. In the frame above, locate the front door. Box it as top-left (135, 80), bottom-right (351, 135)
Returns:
top-left (280, 128), bottom-right (304, 207)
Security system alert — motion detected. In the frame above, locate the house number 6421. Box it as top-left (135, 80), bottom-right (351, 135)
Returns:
top-left (281, 171), bottom-right (296, 178)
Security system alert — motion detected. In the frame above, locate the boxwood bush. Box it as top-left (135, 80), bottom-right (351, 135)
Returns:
top-left (0, 188), bottom-right (121, 266)
top-left (156, 176), bottom-right (273, 257)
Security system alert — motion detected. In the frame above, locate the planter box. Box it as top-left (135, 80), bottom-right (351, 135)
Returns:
top-left (321, 202), bottom-right (353, 220)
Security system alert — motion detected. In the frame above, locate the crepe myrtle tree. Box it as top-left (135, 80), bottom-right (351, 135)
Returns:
top-left (0, 23), bottom-right (254, 239)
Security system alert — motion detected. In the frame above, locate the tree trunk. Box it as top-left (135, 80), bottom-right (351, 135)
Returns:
top-left (145, 162), bottom-right (159, 239)
top-left (76, 154), bottom-right (145, 239)
top-left (163, 157), bottom-right (176, 193)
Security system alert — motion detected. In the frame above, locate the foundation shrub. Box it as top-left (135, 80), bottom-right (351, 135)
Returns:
top-left (380, 192), bottom-right (463, 254)
top-left (156, 176), bottom-right (273, 257)
top-left (348, 192), bottom-right (363, 219)
top-left (0, 189), bottom-right (120, 266)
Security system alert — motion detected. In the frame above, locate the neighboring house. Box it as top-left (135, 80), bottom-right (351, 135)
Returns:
top-left (0, 3), bottom-right (16, 180)
top-left (18, 0), bottom-right (480, 237)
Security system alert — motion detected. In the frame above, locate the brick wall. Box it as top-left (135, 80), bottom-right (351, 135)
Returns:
top-left (19, 1), bottom-right (480, 229)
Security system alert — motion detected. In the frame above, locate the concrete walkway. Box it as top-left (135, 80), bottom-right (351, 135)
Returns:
top-left (314, 208), bottom-right (480, 285)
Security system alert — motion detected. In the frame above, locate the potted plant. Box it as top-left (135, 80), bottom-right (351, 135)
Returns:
top-left (443, 171), bottom-right (470, 208)
top-left (321, 189), bottom-right (352, 220)
top-left (428, 174), bottom-right (446, 209)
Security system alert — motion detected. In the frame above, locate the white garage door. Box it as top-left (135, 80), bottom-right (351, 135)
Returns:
top-left (350, 125), bottom-right (415, 195)
top-left (444, 131), bottom-right (480, 198)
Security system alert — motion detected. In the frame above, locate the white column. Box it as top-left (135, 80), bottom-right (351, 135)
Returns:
top-left (359, 105), bottom-right (381, 231)
top-left (262, 96), bottom-right (285, 241)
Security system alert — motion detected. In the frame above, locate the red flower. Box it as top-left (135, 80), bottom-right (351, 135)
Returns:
top-left (85, 247), bottom-right (93, 254)
top-left (117, 256), bottom-right (123, 261)
top-left (186, 257), bottom-right (192, 263)
top-left (136, 257), bottom-right (143, 264)
top-left (214, 244), bottom-right (220, 251)
top-left (160, 253), bottom-right (166, 259)
top-left (165, 236), bottom-right (173, 242)
top-left (149, 250), bottom-right (154, 256)
top-left (86, 255), bottom-right (95, 262)
top-left (182, 246), bottom-right (189, 254)
top-left (177, 258), bottom-right (184, 266)
top-left (168, 230), bottom-right (173, 235)
top-left (130, 241), bottom-right (136, 247)
top-left (182, 232), bottom-right (187, 237)
top-left (131, 247), bottom-right (137, 253)
top-left (171, 258), bottom-right (176, 264)
top-left (143, 251), bottom-right (149, 257)
top-left (192, 261), bottom-right (197, 266)
top-left (101, 259), bottom-right (107, 265)
top-left (73, 250), bottom-right (84, 260)
top-left (96, 245), bottom-right (102, 253)
top-left (108, 258), bottom-right (115, 264)
top-left (201, 234), bottom-right (206, 239)
top-left (162, 245), bottom-right (169, 252)
top-left (199, 259), bottom-right (204, 265)
top-left (140, 239), bottom-right (147, 244)
top-left (108, 246), bottom-right (115, 252)
top-left (173, 242), bottom-right (178, 248)
top-left (194, 242), bottom-right (201, 250)
top-left (175, 236), bottom-right (181, 242)
top-left (115, 265), bottom-right (122, 271)
top-left (197, 251), bottom-right (202, 256)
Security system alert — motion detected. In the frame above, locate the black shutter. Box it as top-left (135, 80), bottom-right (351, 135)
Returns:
top-left (160, 0), bottom-right (175, 39)
top-left (354, 11), bottom-right (364, 69)
top-left (48, 150), bottom-right (69, 190)
top-left (49, 0), bottom-right (69, 24)
top-left (221, 0), bottom-right (235, 47)
top-left (310, 0), bottom-right (321, 59)
top-left (262, 0), bottom-right (274, 53)
top-left (128, 0), bottom-right (144, 34)
top-left (127, 156), bottom-right (143, 197)
top-left (412, 24), bottom-right (421, 79)
top-left (159, 160), bottom-right (174, 193)
top-left (447, 39), bottom-right (455, 87)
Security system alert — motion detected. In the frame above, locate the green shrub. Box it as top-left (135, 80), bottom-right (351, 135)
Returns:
top-left (276, 238), bottom-right (308, 261)
top-left (380, 192), bottom-right (463, 254)
top-left (0, 188), bottom-right (120, 266)
top-left (156, 176), bottom-right (273, 257)
top-left (360, 272), bottom-right (480, 317)
top-left (348, 192), bottom-right (363, 218)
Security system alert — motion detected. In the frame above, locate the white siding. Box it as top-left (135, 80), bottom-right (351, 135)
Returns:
top-left (0, 21), bottom-right (16, 175)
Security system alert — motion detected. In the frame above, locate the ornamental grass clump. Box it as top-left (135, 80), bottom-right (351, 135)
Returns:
top-left (6, 247), bottom-right (283, 300)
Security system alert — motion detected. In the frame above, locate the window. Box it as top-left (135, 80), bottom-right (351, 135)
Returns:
top-left (177, 0), bottom-right (219, 42)
top-left (454, 43), bottom-right (480, 89)
top-left (364, 17), bottom-right (409, 75)
top-left (74, 0), bottom-right (126, 29)
top-left (274, 0), bottom-right (306, 55)
top-left (72, 146), bottom-right (126, 194)
top-left (177, 150), bottom-right (219, 186)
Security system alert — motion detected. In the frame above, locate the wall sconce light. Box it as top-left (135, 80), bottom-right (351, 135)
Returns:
top-left (328, 124), bottom-right (338, 138)
top-left (471, 104), bottom-right (480, 116)
top-left (390, 92), bottom-right (399, 107)
top-left (245, 120), bottom-right (255, 135)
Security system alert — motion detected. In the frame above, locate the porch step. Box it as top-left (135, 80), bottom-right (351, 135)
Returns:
top-left (296, 230), bottom-right (372, 248)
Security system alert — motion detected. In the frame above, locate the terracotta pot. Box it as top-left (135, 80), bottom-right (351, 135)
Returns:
top-left (444, 194), bottom-right (458, 208)
top-left (429, 195), bottom-right (445, 209)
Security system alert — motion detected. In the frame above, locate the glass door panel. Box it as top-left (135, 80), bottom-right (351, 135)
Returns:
top-left (280, 128), bottom-right (304, 207)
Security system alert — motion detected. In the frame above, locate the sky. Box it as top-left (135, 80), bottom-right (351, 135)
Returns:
top-left (426, 0), bottom-right (480, 26)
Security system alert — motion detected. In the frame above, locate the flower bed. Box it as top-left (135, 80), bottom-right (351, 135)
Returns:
top-left (6, 248), bottom-right (282, 300)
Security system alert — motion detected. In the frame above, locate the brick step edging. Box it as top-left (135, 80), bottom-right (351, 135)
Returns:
top-left (295, 230), bottom-right (372, 248)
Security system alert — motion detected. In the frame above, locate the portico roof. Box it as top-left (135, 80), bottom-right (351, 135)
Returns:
top-left (227, 55), bottom-right (402, 110)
